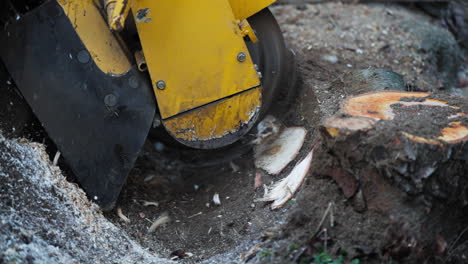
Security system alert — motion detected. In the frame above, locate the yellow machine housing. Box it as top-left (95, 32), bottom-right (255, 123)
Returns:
top-left (59, 0), bottom-right (276, 148)
top-left (130, 0), bottom-right (274, 146)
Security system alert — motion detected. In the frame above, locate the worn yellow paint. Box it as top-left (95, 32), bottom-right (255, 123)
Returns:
top-left (228, 0), bottom-right (276, 20)
top-left (104, 0), bottom-right (131, 31)
top-left (131, 0), bottom-right (260, 118)
top-left (57, 0), bottom-right (131, 75)
top-left (163, 88), bottom-right (261, 142)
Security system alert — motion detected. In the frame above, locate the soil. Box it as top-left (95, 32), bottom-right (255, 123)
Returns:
top-left (1, 2), bottom-right (467, 264)
top-left (106, 2), bottom-right (468, 263)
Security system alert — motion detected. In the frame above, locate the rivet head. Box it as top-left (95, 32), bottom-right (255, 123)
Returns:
top-left (104, 94), bottom-right (118, 107)
top-left (156, 80), bottom-right (166, 90)
top-left (77, 50), bottom-right (90, 64)
top-left (128, 76), bottom-right (139, 88)
top-left (237, 52), bottom-right (247, 62)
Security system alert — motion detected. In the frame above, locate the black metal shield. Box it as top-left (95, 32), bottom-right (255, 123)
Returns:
top-left (0, 1), bottom-right (156, 210)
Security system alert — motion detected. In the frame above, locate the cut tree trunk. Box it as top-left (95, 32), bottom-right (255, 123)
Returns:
top-left (315, 91), bottom-right (468, 261)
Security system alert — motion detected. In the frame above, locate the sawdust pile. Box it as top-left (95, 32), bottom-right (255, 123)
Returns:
top-left (0, 134), bottom-right (169, 264)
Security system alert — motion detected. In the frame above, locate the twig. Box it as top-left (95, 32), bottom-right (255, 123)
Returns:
top-left (324, 228), bottom-right (328, 252)
top-left (188, 211), bottom-right (202, 218)
top-left (448, 225), bottom-right (468, 254)
top-left (315, 202), bottom-right (334, 234)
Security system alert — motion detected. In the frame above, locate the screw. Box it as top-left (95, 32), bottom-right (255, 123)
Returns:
top-left (128, 76), bottom-right (139, 88)
top-left (104, 94), bottom-right (118, 107)
top-left (156, 80), bottom-right (166, 90)
top-left (237, 52), bottom-right (246, 62)
top-left (77, 50), bottom-right (90, 64)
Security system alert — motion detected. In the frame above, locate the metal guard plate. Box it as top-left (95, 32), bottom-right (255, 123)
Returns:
top-left (0, 1), bottom-right (156, 210)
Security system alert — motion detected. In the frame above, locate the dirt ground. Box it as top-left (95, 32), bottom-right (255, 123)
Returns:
top-left (105, 2), bottom-right (467, 264)
top-left (1, 1), bottom-right (467, 264)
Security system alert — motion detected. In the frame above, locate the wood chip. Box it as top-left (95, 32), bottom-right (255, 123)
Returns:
top-left (230, 161), bottom-right (240, 172)
top-left (117, 207), bottom-right (130, 224)
top-left (141, 200), bottom-right (159, 207)
top-left (148, 213), bottom-right (170, 233)
top-left (256, 148), bottom-right (314, 209)
top-left (52, 151), bottom-right (61, 166)
top-left (213, 193), bottom-right (221, 205)
top-left (254, 127), bottom-right (307, 175)
top-left (241, 244), bottom-right (261, 263)
top-left (254, 172), bottom-right (262, 190)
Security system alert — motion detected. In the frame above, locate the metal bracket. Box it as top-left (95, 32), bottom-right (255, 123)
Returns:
top-left (239, 19), bottom-right (258, 43)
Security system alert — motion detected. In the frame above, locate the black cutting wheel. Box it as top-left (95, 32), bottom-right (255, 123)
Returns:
top-left (247, 8), bottom-right (297, 117)
top-left (167, 8), bottom-right (298, 166)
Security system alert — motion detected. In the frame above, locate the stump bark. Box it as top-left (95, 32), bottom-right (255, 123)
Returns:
top-left (315, 91), bottom-right (468, 261)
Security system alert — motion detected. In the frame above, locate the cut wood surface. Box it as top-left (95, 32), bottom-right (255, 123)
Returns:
top-left (254, 127), bottom-right (307, 175)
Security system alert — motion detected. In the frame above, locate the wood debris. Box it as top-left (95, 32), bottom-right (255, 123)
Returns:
top-left (141, 200), bottom-right (159, 207)
top-left (230, 161), bottom-right (240, 172)
top-left (254, 127), bottom-right (307, 175)
top-left (252, 115), bottom-right (281, 145)
top-left (257, 148), bottom-right (314, 209)
top-left (188, 212), bottom-right (203, 218)
top-left (148, 212), bottom-right (170, 233)
top-left (116, 207), bottom-right (130, 224)
top-left (254, 172), bottom-right (262, 190)
top-left (241, 244), bottom-right (261, 263)
top-left (52, 151), bottom-right (60, 166)
top-left (213, 193), bottom-right (221, 205)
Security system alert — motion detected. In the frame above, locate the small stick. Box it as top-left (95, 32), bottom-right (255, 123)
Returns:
top-left (448, 225), bottom-right (468, 254)
top-left (188, 211), bottom-right (202, 218)
top-left (315, 202), bottom-right (333, 234)
top-left (324, 228), bottom-right (328, 252)
top-left (254, 172), bottom-right (262, 190)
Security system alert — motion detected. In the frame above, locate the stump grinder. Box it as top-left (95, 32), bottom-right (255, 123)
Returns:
top-left (0, 0), bottom-right (295, 209)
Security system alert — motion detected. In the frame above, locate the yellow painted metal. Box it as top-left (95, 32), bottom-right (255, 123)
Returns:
top-left (163, 87), bottom-right (261, 142)
top-left (131, 0), bottom-right (261, 119)
top-left (239, 20), bottom-right (258, 43)
top-left (57, 0), bottom-right (131, 75)
top-left (104, 0), bottom-right (131, 31)
top-left (228, 0), bottom-right (276, 20)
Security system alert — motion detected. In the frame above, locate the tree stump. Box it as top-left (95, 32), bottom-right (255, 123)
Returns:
top-left (315, 91), bottom-right (468, 261)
